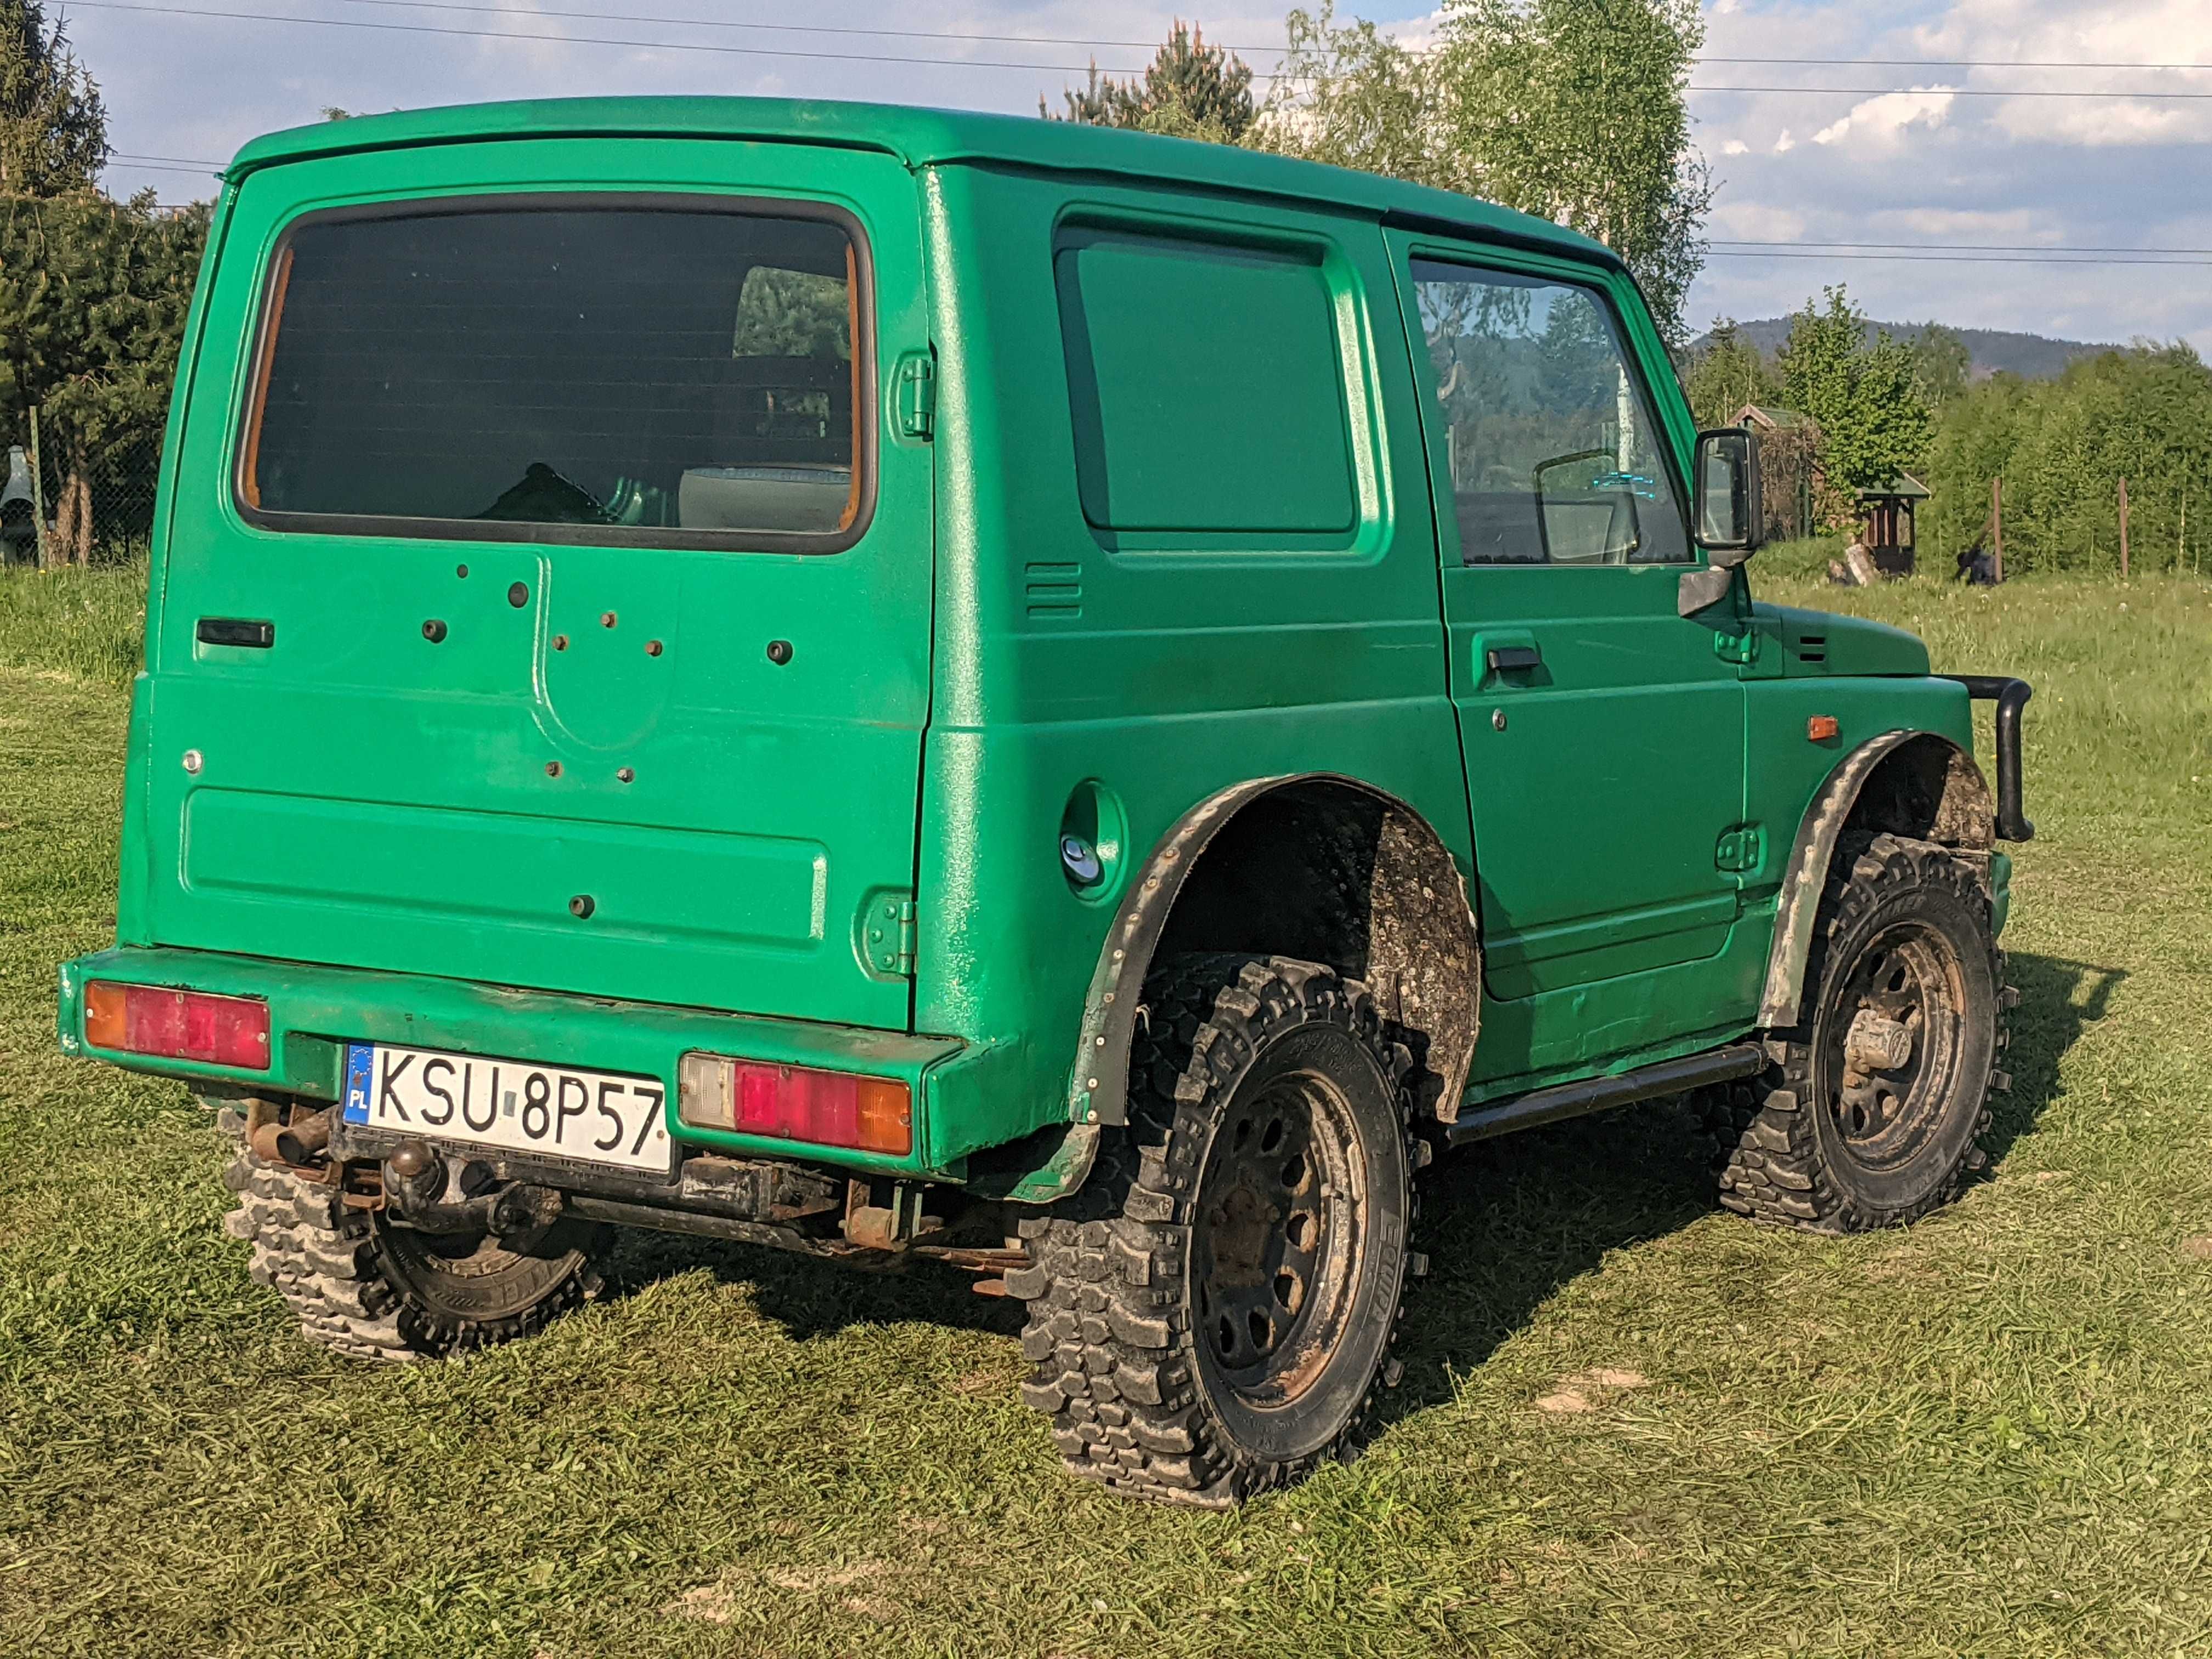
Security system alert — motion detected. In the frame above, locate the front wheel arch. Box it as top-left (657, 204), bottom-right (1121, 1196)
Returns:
top-left (1760, 732), bottom-right (1995, 1029)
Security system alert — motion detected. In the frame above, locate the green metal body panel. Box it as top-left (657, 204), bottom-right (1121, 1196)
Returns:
top-left (58, 97), bottom-right (1996, 1189)
top-left (139, 136), bottom-right (933, 1032)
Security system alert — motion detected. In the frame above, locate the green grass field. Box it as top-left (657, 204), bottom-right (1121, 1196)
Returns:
top-left (3, 561), bottom-right (2209, 1658)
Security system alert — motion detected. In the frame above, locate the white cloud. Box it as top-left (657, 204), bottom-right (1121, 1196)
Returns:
top-left (1914, 0), bottom-right (2212, 147)
top-left (50, 0), bottom-right (2212, 351)
top-left (1812, 88), bottom-right (1957, 149)
top-left (1688, 0), bottom-right (2210, 347)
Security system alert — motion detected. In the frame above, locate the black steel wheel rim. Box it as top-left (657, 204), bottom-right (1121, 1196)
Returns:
top-left (1190, 1066), bottom-right (1367, 1411)
top-left (1816, 918), bottom-right (1966, 1172)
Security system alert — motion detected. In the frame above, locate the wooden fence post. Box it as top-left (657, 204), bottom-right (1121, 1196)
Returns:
top-left (27, 404), bottom-right (49, 570)
top-left (1991, 477), bottom-right (2004, 583)
top-left (2119, 477), bottom-right (2131, 579)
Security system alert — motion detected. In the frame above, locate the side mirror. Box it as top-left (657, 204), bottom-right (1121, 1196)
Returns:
top-left (1680, 428), bottom-right (1763, 617)
top-left (1694, 427), bottom-right (1763, 556)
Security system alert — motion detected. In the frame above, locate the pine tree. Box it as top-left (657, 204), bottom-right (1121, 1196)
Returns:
top-left (1042, 21), bottom-right (1256, 144)
top-left (1683, 319), bottom-right (1779, 429)
top-left (0, 0), bottom-right (108, 196)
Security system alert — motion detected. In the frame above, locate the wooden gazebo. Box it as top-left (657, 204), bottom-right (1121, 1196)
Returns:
top-left (1856, 471), bottom-right (1929, 577)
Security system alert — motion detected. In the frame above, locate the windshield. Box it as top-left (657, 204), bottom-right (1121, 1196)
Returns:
top-left (239, 200), bottom-right (866, 547)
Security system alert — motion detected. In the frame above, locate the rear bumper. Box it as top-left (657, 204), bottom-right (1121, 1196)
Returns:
top-left (56, 946), bottom-right (966, 1179)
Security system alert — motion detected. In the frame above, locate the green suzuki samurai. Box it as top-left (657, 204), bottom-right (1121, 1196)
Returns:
top-left (57, 97), bottom-right (2032, 1508)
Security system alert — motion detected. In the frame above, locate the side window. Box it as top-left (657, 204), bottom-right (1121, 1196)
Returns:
top-left (1056, 231), bottom-right (1357, 541)
top-left (1409, 259), bottom-right (1690, 567)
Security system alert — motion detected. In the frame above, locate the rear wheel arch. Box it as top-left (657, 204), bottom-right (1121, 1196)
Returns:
top-left (1068, 775), bottom-right (1482, 1132)
top-left (1760, 731), bottom-right (1995, 1029)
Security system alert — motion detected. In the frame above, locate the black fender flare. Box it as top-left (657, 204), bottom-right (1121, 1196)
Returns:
top-left (1758, 731), bottom-right (1995, 1028)
top-left (1066, 773), bottom-right (1483, 1130)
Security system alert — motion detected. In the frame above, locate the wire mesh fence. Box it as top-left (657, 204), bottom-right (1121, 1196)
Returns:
top-left (2, 410), bottom-right (163, 570)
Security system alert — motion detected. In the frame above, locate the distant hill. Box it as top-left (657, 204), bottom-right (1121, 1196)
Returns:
top-left (1701, 318), bottom-right (2112, 382)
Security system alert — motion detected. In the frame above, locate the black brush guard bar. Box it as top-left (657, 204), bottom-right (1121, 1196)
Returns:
top-left (1938, 675), bottom-right (2035, 843)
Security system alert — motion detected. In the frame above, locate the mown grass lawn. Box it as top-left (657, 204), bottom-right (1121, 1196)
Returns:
top-left (3, 561), bottom-right (2210, 1658)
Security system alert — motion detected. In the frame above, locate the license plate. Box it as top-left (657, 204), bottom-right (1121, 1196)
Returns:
top-left (340, 1042), bottom-right (673, 1175)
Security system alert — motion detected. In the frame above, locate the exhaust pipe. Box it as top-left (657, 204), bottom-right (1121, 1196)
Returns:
top-left (251, 1105), bottom-right (334, 1166)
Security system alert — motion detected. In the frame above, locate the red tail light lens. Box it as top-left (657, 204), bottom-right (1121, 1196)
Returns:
top-left (678, 1053), bottom-right (911, 1155)
top-left (84, 981), bottom-right (272, 1070)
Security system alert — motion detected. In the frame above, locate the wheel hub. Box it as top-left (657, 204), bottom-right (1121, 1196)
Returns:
top-left (1843, 1009), bottom-right (1915, 1075)
top-left (1820, 921), bottom-right (1966, 1169)
top-left (1191, 1072), bottom-right (1358, 1405)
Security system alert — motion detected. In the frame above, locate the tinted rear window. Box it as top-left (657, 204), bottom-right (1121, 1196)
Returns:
top-left (239, 201), bottom-right (868, 548)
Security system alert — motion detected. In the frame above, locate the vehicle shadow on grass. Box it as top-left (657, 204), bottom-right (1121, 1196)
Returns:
top-left (1383, 947), bottom-right (2124, 1415)
top-left (1987, 951), bottom-right (2124, 1162)
top-left (603, 1221), bottom-right (1029, 1343)
top-left (596, 951), bottom-right (2122, 1372)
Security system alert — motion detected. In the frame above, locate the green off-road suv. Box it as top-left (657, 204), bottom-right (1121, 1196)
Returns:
top-left (57, 97), bottom-right (2032, 1507)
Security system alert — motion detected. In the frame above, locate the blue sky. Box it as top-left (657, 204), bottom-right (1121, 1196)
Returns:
top-left (64, 0), bottom-right (2212, 352)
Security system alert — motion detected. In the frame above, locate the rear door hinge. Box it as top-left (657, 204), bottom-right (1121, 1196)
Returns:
top-left (1714, 823), bottom-right (1765, 874)
top-left (895, 351), bottom-right (936, 441)
top-left (860, 891), bottom-right (918, 979)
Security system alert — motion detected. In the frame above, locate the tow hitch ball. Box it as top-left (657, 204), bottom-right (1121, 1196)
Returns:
top-left (380, 1139), bottom-right (563, 1244)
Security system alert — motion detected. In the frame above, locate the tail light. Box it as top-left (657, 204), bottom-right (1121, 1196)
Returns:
top-left (84, 981), bottom-right (272, 1070)
top-left (678, 1053), bottom-right (911, 1156)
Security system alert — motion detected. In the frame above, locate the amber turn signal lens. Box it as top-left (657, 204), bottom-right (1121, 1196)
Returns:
top-left (83, 981), bottom-right (128, 1051)
top-left (1807, 715), bottom-right (1841, 742)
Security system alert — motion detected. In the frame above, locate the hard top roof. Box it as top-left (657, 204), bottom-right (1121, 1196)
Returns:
top-left (227, 95), bottom-right (1615, 267)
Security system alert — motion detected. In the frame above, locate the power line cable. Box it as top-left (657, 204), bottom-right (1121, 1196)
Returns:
top-left (1707, 250), bottom-right (2212, 266)
top-left (1689, 84), bottom-right (2212, 98)
top-left (1714, 238), bottom-right (2212, 256)
top-left (101, 0), bottom-right (2212, 72)
top-left (25, 0), bottom-right (1171, 71)
top-left (111, 151), bottom-right (229, 167)
top-left (1700, 55), bottom-right (2211, 71)
top-left (53, 1), bottom-right (2212, 94)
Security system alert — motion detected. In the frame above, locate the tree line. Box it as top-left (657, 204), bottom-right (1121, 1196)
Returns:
top-left (14, 0), bottom-right (2197, 579)
top-left (1049, 1), bottom-right (1711, 343)
top-left (2, 0), bottom-right (208, 563)
top-left (1681, 290), bottom-right (2212, 576)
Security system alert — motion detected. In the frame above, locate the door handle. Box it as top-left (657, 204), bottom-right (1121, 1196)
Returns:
top-left (1472, 630), bottom-right (1543, 689)
top-left (196, 618), bottom-right (275, 648)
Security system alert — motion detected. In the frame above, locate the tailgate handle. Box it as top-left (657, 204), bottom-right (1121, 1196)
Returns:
top-left (197, 618), bottom-right (275, 648)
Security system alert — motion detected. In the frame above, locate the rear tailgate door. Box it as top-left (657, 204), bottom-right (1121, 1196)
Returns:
top-left (143, 137), bottom-right (931, 1029)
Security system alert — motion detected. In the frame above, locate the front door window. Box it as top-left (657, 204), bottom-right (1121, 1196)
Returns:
top-left (1409, 261), bottom-right (1690, 567)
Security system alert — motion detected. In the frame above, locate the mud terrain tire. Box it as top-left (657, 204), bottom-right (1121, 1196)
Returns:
top-left (218, 1109), bottom-right (605, 1360)
top-left (1010, 954), bottom-right (1422, 1507)
top-left (1707, 832), bottom-right (2012, 1233)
